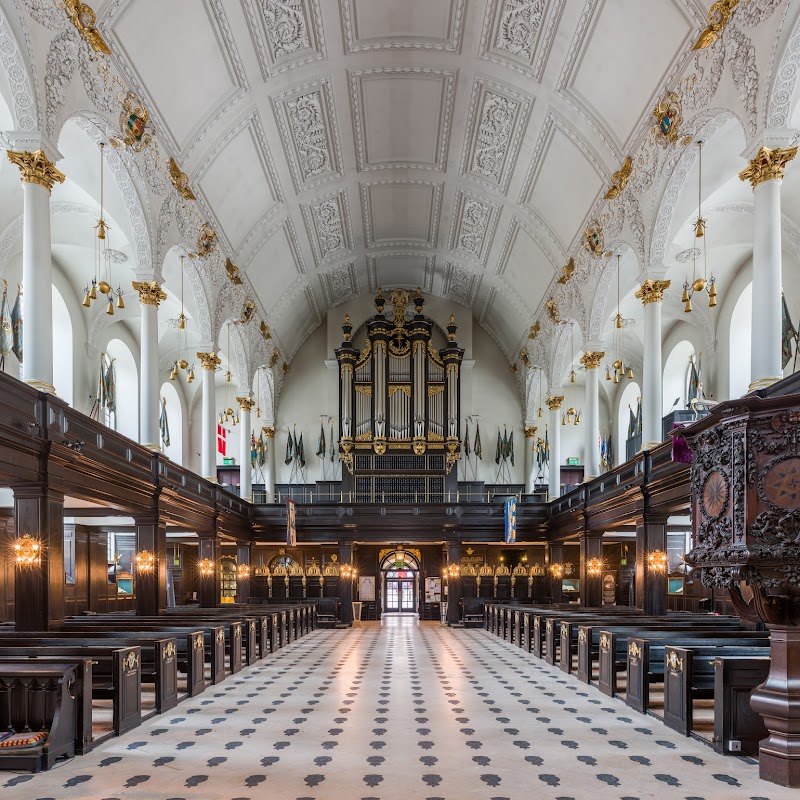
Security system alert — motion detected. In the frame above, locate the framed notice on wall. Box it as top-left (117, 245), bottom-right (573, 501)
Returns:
top-left (425, 577), bottom-right (442, 602)
top-left (358, 576), bottom-right (376, 602)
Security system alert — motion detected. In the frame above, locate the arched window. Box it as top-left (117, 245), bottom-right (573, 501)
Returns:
top-left (159, 381), bottom-right (183, 464)
top-left (617, 381), bottom-right (641, 466)
top-left (52, 286), bottom-right (73, 405)
top-left (270, 555), bottom-right (296, 571)
top-left (105, 338), bottom-right (139, 441)
top-left (729, 284), bottom-right (752, 399)
top-left (662, 340), bottom-right (695, 415)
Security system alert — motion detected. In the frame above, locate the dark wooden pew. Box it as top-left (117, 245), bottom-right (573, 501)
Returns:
top-left (0, 662), bottom-right (79, 772)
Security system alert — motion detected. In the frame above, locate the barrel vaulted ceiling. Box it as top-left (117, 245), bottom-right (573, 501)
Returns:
top-left (15, 0), bottom-right (797, 383)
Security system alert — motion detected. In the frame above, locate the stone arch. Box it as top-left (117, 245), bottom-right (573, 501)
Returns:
top-left (767, 13), bottom-right (800, 129)
top-left (0, 5), bottom-right (38, 130)
top-left (648, 109), bottom-right (742, 275)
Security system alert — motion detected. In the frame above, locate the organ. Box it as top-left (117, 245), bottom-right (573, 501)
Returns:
top-left (335, 289), bottom-right (464, 502)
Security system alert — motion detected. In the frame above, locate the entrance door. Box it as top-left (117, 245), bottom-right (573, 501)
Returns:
top-left (384, 578), bottom-right (416, 613)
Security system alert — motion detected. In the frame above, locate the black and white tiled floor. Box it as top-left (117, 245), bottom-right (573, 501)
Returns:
top-left (7, 617), bottom-right (795, 800)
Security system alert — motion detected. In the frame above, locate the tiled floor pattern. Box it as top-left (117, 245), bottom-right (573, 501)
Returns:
top-left (6, 617), bottom-right (795, 800)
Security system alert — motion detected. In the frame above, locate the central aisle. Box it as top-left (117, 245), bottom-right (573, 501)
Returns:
top-left (10, 617), bottom-right (794, 800)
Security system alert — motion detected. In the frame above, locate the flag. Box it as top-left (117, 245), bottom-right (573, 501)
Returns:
top-left (463, 421), bottom-right (471, 458)
top-left (257, 431), bottom-right (266, 467)
top-left (316, 422), bottom-right (326, 458)
top-left (508, 430), bottom-right (515, 467)
top-left (474, 423), bottom-right (482, 460)
top-left (504, 498), bottom-right (517, 544)
top-left (329, 423), bottom-right (335, 462)
top-left (544, 426), bottom-right (549, 465)
top-left (104, 354), bottom-right (116, 414)
top-left (495, 428), bottom-right (502, 464)
top-left (250, 431), bottom-right (258, 468)
top-left (606, 433), bottom-right (613, 469)
top-left (687, 355), bottom-right (700, 406)
top-left (600, 431), bottom-right (607, 467)
top-left (627, 405), bottom-right (636, 439)
top-left (297, 431), bottom-right (305, 468)
top-left (284, 428), bottom-right (293, 464)
top-left (0, 283), bottom-right (11, 363)
top-left (782, 293), bottom-right (797, 370)
top-left (10, 286), bottom-right (22, 364)
top-left (217, 424), bottom-right (227, 456)
top-left (635, 397), bottom-right (643, 435)
top-left (159, 397), bottom-right (170, 448)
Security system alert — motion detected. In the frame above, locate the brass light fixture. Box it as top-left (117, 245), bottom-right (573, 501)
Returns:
top-left (586, 557), bottom-right (604, 578)
top-left (82, 142), bottom-right (124, 312)
top-left (134, 550), bottom-right (156, 573)
top-left (605, 255), bottom-right (635, 384)
top-left (537, 367), bottom-right (544, 418)
top-left (198, 558), bottom-right (216, 577)
top-left (681, 141), bottom-right (717, 312)
top-left (13, 534), bottom-right (41, 566)
top-left (341, 563), bottom-right (358, 581)
top-left (237, 563), bottom-right (251, 579)
top-left (169, 256), bottom-right (195, 383)
top-left (219, 322), bottom-right (237, 425)
top-left (563, 324), bottom-right (581, 426)
top-left (647, 549), bottom-right (669, 573)
top-left (549, 562), bottom-right (564, 579)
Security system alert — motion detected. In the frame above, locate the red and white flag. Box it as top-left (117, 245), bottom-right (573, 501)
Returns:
top-left (217, 424), bottom-right (227, 456)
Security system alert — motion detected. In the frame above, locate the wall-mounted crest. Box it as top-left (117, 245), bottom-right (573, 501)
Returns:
top-left (528, 321), bottom-right (540, 340)
top-left (63, 0), bottom-right (111, 54)
top-left (260, 321), bottom-right (271, 340)
top-left (604, 156), bottom-right (632, 200)
top-left (651, 90), bottom-right (692, 147)
top-left (241, 298), bottom-right (256, 324)
top-left (519, 349), bottom-right (531, 368)
top-left (225, 258), bottom-right (242, 285)
top-left (583, 222), bottom-right (606, 257)
top-left (197, 223), bottom-right (217, 258)
top-left (169, 158), bottom-right (195, 200)
top-left (269, 348), bottom-right (280, 368)
top-left (545, 298), bottom-right (559, 323)
top-left (556, 258), bottom-right (575, 285)
top-left (112, 93), bottom-right (152, 152)
top-left (692, 0), bottom-right (738, 50)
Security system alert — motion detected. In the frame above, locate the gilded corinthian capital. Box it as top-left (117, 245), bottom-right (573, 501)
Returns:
top-left (196, 352), bottom-right (221, 370)
top-left (635, 279), bottom-right (671, 305)
top-left (132, 281), bottom-right (167, 306)
top-left (739, 146), bottom-right (798, 188)
top-left (545, 395), bottom-right (564, 411)
top-left (6, 150), bottom-right (65, 191)
top-left (580, 351), bottom-right (605, 370)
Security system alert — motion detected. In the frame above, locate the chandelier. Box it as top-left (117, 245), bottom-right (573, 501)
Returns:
top-left (562, 323), bottom-right (581, 426)
top-left (169, 257), bottom-right (195, 383)
top-left (605, 255), bottom-right (635, 384)
top-left (682, 141), bottom-right (717, 311)
top-left (218, 322), bottom-right (239, 427)
top-left (82, 142), bottom-right (124, 313)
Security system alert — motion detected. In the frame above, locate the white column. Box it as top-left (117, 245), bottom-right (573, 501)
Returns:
top-left (739, 145), bottom-right (797, 391)
top-left (237, 396), bottom-right (254, 501)
top-left (133, 282), bottom-right (166, 449)
top-left (198, 353), bottom-right (220, 480)
top-left (580, 351), bottom-right (604, 479)
top-left (263, 426), bottom-right (276, 501)
top-left (524, 425), bottom-right (537, 494)
top-left (547, 395), bottom-right (563, 499)
top-left (635, 280), bottom-right (670, 449)
top-left (6, 149), bottom-right (65, 393)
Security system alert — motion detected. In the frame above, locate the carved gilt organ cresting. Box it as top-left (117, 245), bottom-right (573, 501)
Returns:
top-left (335, 289), bottom-right (464, 501)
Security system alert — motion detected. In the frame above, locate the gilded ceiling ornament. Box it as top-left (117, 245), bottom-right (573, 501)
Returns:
top-left (528, 321), bottom-right (540, 340)
top-left (260, 321), bottom-right (272, 340)
top-left (651, 90), bottom-right (692, 147)
top-left (634, 279), bottom-right (671, 305)
top-left (6, 150), bottom-right (65, 192)
top-left (62, 0), bottom-right (111, 55)
top-left (131, 280), bottom-right (167, 306)
top-left (111, 92), bottom-right (153, 152)
top-left (579, 351), bottom-right (605, 370)
top-left (269, 348), bottom-right (280, 368)
top-left (510, 362), bottom-right (518, 373)
top-left (225, 258), bottom-right (243, 285)
top-left (604, 156), bottom-right (632, 200)
top-left (196, 223), bottom-right (217, 257)
top-left (692, 0), bottom-right (739, 51)
top-left (545, 298), bottom-right (559, 323)
top-left (556, 258), bottom-right (575, 285)
top-left (196, 352), bottom-right (221, 371)
top-left (240, 298), bottom-right (256, 324)
top-left (519, 349), bottom-right (531, 368)
top-left (282, 362), bottom-right (290, 373)
top-left (738, 146), bottom-right (798, 188)
top-left (545, 395), bottom-right (564, 411)
top-left (583, 221), bottom-right (606, 257)
top-left (168, 158), bottom-right (195, 200)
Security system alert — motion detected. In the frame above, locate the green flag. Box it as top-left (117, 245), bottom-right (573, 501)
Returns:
top-left (316, 422), bottom-right (326, 458)
top-left (687, 355), bottom-right (700, 406)
top-left (257, 431), bottom-right (266, 467)
top-left (159, 397), bottom-right (170, 448)
top-left (0, 284), bottom-right (11, 364)
top-left (10, 286), bottom-right (22, 364)
top-left (628, 405), bottom-right (636, 440)
top-left (284, 428), bottom-right (294, 465)
top-left (495, 428), bottom-right (502, 464)
top-left (635, 397), bottom-right (643, 435)
top-left (329, 423), bottom-right (335, 462)
top-left (782, 293), bottom-right (797, 370)
top-left (297, 431), bottom-right (305, 468)
top-left (474, 423), bottom-right (482, 460)
top-left (508, 430), bottom-right (515, 467)
top-left (463, 421), bottom-right (471, 458)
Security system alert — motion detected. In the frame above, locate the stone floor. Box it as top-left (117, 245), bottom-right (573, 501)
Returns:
top-left (6, 616), bottom-right (795, 800)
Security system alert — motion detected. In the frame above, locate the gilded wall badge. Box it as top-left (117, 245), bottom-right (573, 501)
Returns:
top-left (241, 298), bottom-right (256, 324)
top-left (169, 158), bottom-right (195, 200)
top-left (260, 321), bottom-right (271, 340)
top-left (63, 0), bottom-right (111, 55)
top-left (604, 156), bottom-right (632, 200)
top-left (651, 91), bottom-right (692, 147)
top-left (545, 298), bottom-right (559, 323)
top-left (583, 222), bottom-right (605, 257)
top-left (112, 93), bottom-right (153, 152)
top-left (556, 258), bottom-right (575, 285)
top-left (528, 321), bottom-right (540, 340)
top-left (692, 0), bottom-right (738, 51)
top-left (197, 223), bottom-right (217, 257)
top-left (225, 258), bottom-right (243, 285)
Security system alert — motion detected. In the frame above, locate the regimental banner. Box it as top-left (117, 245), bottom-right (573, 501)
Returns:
top-left (217, 424), bottom-right (227, 456)
top-left (286, 498), bottom-right (297, 547)
top-left (504, 497), bottom-right (517, 544)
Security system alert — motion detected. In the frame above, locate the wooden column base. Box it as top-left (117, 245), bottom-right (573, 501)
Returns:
top-left (752, 626), bottom-right (800, 787)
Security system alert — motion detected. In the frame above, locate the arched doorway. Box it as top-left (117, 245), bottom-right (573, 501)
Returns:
top-left (380, 549), bottom-right (420, 614)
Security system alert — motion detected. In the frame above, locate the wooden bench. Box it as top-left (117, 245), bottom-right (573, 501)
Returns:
top-left (461, 598), bottom-right (485, 628)
top-left (315, 598), bottom-right (340, 628)
top-left (0, 662), bottom-right (79, 772)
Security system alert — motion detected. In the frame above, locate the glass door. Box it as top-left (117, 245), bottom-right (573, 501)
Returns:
top-left (383, 571), bottom-right (417, 613)
top-left (399, 579), bottom-right (416, 612)
top-left (385, 579), bottom-right (400, 612)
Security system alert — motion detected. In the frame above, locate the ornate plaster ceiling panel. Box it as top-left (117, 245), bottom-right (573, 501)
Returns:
top-left (495, 217), bottom-right (556, 314)
top-left (108, 0), bottom-right (244, 151)
top-left (300, 188), bottom-right (354, 267)
top-left (360, 180), bottom-right (443, 249)
top-left (442, 261), bottom-right (482, 308)
top-left (366, 252), bottom-right (436, 293)
top-left (196, 121), bottom-right (283, 253)
top-left (520, 116), bottom-right (605, 252)
top-left (558, 0), bottom-right (693, 151)
top-left (270, 76), bottom-right (343, 193)
top-left (319, 261), bottom-right (359, 307)
top-left (447, 188), bottom-right (502, 267)
top-left (347, 66), bottom-right (457, 172)
top-left (339, 0), bottom-right (466, 53)
top-left (242, 0), bottom-right (327, 77)
top-left (478, 0), bottom-right (565, 81)
top-left (459, 75), bottom-right (533, 195)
